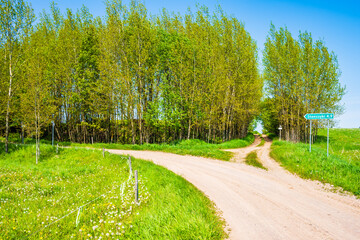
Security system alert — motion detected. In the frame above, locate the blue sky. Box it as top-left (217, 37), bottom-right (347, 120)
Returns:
top-left (28, 0), bottom-right (360, 128)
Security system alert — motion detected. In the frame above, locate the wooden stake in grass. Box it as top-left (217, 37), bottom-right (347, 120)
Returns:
top-left (103, 148), bottom-right (105, 158)
top-left (56, 144), bottom-right (58, 154)
top-left (135, 170), bottom-right (139, 204)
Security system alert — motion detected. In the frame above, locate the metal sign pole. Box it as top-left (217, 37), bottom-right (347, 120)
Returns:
top-left (309, 120), bottom-right (312, 153)
top-left (52, 121), bottom-right (55, 146)
top-left (280, 129), bottom-right (281, 141)
top-left (21, 122), bottom-right (24, 144)
top-left (327, 119), bottom-right (329, 157)
top-left (304, 113), bottom-right (333, 155)
top-left (278, 125), bottom-right (282, 141)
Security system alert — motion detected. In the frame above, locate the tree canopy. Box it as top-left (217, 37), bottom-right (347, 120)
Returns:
top-left (0, 0), bottom-right (262, 148)
top-left (261, 24), bottom-right (345, 141)
top-left (0, 1), bottom-right (346, 158)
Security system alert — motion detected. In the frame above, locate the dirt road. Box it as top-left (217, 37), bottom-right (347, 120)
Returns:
top-left (108, 137), bottom-right (360, 240)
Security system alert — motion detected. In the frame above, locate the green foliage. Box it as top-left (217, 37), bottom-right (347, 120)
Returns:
top-left (245, 151), bottom-right (267, 170)
top-left (0, 0), bottom-right (35, 153)
top-left (262, 24), bottom-right (345, 142)
top-left (0, 143), bottom-right (226, 239)
top-left (1, 0), bottom-right (262, 146)
top-left (270, 129), bottom-right (360, 196)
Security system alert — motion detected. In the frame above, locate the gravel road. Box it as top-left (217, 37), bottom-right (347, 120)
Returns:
top-left (108, 137), bottom-right (360, 240)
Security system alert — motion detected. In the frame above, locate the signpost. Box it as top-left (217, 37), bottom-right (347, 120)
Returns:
top-left (52, 121), bottom-right (55, 146)
top-left (278, 125), bottom-right (282, 141)
top-left (304, 113), bottom-right (333, 156)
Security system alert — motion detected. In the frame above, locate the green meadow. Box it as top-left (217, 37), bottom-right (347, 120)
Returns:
top-left (271, 128), bottom-right (360, 196)
top-left (3, 134), bottom-right (254, 161)
top-left (0, 144), bottom-right (226, 239)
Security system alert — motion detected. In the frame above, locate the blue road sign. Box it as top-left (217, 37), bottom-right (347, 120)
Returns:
top-left (305, 113), bottom-right (333, 157)
top-left (304, 113), bottom-right (334, 120)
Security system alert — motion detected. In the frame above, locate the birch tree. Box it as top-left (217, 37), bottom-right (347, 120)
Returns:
top-left (263, 25), bottom-right (345, 141)
top-left (0, 0), bottom-right (34, 153)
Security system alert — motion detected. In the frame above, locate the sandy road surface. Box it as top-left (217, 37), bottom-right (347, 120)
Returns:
top-left (107, 138), bottom-right (360, 240)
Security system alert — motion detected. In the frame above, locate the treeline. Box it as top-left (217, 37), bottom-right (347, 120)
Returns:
top-left (261, 25), bottom-right (345, 141)
top-left (0, 0), bottom-right (262, 149)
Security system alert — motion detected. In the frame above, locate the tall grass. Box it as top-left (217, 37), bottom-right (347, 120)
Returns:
top-left (271, 139), bottom-right (360, 196)
top-left (315, 128), bottom-right (360, 166)
top-left (0, 143), bottom-right (226, 239)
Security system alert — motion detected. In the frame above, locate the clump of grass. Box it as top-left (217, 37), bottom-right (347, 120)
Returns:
top-left (271, 140), bottom-right (360, 196)
top-left (257, 137), bottom-right (265, 147)
top-left (0, 143), bottom-right (226, 239)
top-left (245, 151), bottom-right (267, 170)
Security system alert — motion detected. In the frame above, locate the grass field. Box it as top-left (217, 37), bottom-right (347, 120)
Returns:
top-left (270, 128), bottom-right (360, 196)
top-left (245, 151), bottom-right (267, 170)
top-left (0, 143), bottom-right (226, 239)
top-left (63, 135), bottom-right (254, 161)
top-left (2, 134), bottom-right (254, 161)
top-left (315, 128), bottom-right (360, 166)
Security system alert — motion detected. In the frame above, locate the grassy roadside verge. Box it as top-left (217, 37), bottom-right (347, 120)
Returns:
top-left (0, 143), bottom-right (226, 239)
top-left (270, 140), bottom-right (360, 196)
top-left (64, 134), bottom-right (254, 161)
top-left (315, 128), bottom-right (360, 166)
top-left (2, 134), bottom-right (254, 161)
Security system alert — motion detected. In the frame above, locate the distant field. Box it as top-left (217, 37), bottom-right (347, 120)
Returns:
top-left (270, 128), bottom-right (360, 196)
top-left (0, 144), bottom-right (226, 239)
top-left (2, 134), bottom-right (254, 161)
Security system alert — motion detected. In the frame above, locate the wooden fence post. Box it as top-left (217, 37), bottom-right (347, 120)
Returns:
top-left (135, 170), bottom-right (138, 204)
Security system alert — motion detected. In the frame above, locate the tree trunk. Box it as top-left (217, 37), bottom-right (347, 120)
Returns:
top-left (187, 118), bottom-right (191, 140)
top-left (5, 52), bottom-right (13, 154)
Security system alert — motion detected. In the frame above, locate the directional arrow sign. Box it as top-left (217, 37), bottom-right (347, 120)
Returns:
top-left (304, 113), bottom-right (334, 120)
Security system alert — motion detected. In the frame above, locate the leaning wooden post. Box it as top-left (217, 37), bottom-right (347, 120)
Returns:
top-left (56, 143), bottom-right (58, 154)
top-left (102, 148), bottom-right (105, 158)
top-left (135, 170), bottom-right (138, 204)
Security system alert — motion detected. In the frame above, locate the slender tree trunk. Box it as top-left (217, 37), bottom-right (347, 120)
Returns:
top-left (35, 95), bottom-right (38, 164)
top-left (187, 118), bottom-right (191, 140)
top-left (5, 52), bottom-right (13, 154)
top-left (131, 109), bottom-right (135, 144)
